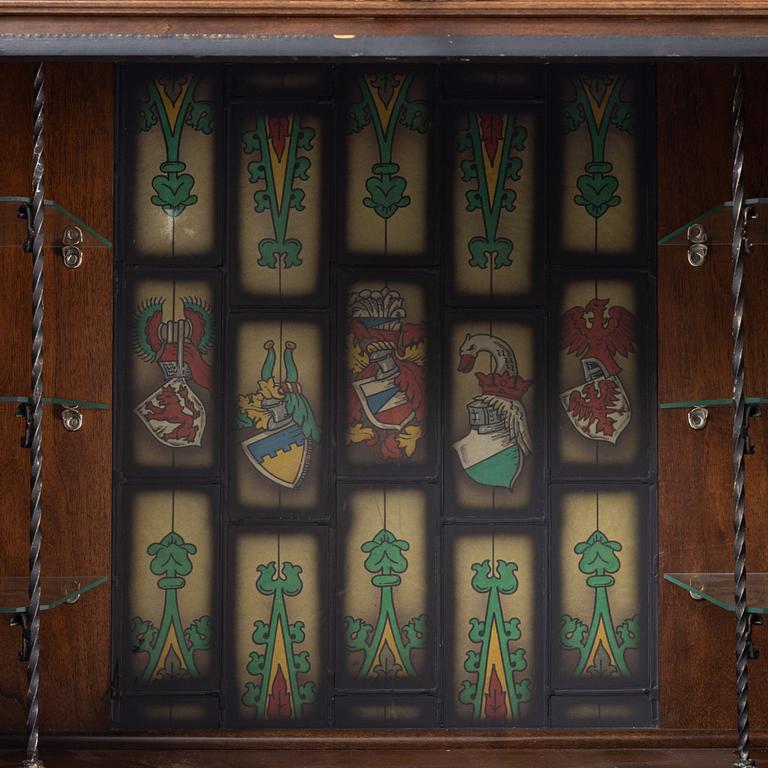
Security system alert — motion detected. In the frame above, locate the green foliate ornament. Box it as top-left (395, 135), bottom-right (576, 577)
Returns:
top-left (242, 560), bottom-right (316, 721)
top-left (344, 528), bottom-right (426, 680)
top-left (563, 73), bottom-right (634, 220)
top-left (137, 74), bottom-right (213, 218)
top-left (560, 529), bottom-right (640, 678)
top-left (459, 559), bottom-right (531, 722)
top-left (130, 531), bottom-right (211, 682)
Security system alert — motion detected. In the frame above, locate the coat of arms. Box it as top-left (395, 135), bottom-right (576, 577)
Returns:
top-left (559, 297), bottom-right (636, 444)
top-left (237, 341), bottom-right (320, 490)
top-left (346, 287), bottom-right (426, 461)
top-left (452, 333), bottom-right (532, 491)
top-left (133, 297), bottom-right (213, 448)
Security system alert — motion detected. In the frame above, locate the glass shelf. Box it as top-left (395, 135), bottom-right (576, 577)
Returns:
top-left (659, 396), bottom-right (768, 411)
top-left (0, 396), bottom-right (110, 411)
top-left (658, 197), bottom-right (768, 246)
top-left (0, 196), bottom-right (112, 250)
top-left (664, 572), bottom-right (768, 614)
top-left (0, 575), bottom-right (108, 614)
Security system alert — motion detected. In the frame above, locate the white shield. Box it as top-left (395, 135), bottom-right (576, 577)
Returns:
top-left (560, 374), bottom-right (631, 445)
top-left (134, 377), bottom-right (206, 448)
top-left (352, 370), bottom-right (415, 432)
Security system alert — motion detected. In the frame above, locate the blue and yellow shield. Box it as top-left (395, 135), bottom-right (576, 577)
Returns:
top-left (241, 420), bottom-right (311, 490)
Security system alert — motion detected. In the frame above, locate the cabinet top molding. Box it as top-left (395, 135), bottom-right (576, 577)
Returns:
top-left (2, 0), bottom-right (768, 44)
top-left (2, 0), bottom-right (768, 15)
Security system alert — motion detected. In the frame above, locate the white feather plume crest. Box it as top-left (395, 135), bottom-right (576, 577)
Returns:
top-left (348, 286), bottom-right (406, 331)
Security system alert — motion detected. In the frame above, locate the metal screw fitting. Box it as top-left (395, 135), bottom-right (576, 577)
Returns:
top-left (61, 226), bottom-right (83, 269)
top-left (688, 243), bottom-right (708, 267)
top-left (64, 579), bottom-right (81, 606)
top-left (687, 222), bottom-right (708, 244)
top-left (61, 406), bottom-right (83, 432)
top-left (687, 223), bottom-right (709, 267)
top-left (688, 406), bottom-right (709, 430)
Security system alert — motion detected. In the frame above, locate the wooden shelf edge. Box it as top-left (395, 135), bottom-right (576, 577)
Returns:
top-left (0, 730), bottom-right (763, 750)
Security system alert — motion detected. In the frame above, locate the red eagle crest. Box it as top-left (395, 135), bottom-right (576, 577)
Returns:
top-left (560, 297), bottom-right (636, 376)
top-left (567, 378), bottom-right (626, 438)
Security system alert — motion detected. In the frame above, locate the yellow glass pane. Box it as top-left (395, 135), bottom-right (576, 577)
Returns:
top-left (233, 530), bottom-right (323, 724)
top-left (559, 72), bottom-right (638, 257)
top-left (450, 531), bottom-right (538, 725)
top-left (556, 489), bottom-right (641, 683)
top-left (448, 319), bottom-right (536, 513)
top-left (129, 278), bottom-right (216, 471)
top-left (128, 71), bottom-right (218, 260)
top-left (126, 488), bottom-right (215, 685)
top-left (235, 109), bottom-right (324, 300)
top-left (344, 71), bottom-right (430, 259)
top-left (341, 488), bottom-right (430, 684)
top-left (234, 319), bottom-right (324, 513)
top-left (452, 109), bottom-right (538, 299)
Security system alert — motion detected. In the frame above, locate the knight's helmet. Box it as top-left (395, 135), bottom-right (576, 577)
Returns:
top-left (467, 398), bottom-right (505, 435)
top-left (349, 287), bottom-right (406, 379)
top-left (259, 340), bottom-right (290, 429)
top-left (157, 318), bottom-right (193, 381)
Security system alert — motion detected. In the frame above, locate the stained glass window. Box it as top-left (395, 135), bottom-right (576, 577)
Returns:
top-left (117, 487), bottom-right (218, 697)
top-left (341, 69), bottom-right (432, 263)
top-left (115, 63), bottom-right (655, 729)
top-left (338, 487), bottom-right (435, 689)
top-left (231, 316), bottom-right (327, 517)
top-left (123, 275), bottom-right (219, 476)
top-left (121, 67), bottom-right (220, 264)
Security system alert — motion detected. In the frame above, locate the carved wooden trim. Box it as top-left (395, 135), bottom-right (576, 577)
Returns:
top-left (1, 0), bottom-right (768, 16)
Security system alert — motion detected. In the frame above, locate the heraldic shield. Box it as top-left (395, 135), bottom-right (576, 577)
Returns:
top-left (560, 357), bottom-right (631, 445)
top-left (133, 298), bottom-right (214, 449)
top-left (352, 367), bottom-right (416, 432)
top-left (135, 378), bottom-right (206, 448)
top-left (238, 340), bottom-right (320, 490)
top-left (241, 419), bottom-right (310, 489)
top-left (451, 332), bottom-right (533, 491)
top-left (453, 411), bottom-right (523, 490)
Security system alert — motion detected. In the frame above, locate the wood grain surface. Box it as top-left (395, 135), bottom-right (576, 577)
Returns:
top-left (0, 62), bottom-right (113, 733)
top-left (657, 63), bottom-right (768, 729)
top-left (0, 56), bottom-right (766, 746)
top-left (2, 746), bottom-right (768, 768)
top-left (2, 4), bottom-right (768, 37)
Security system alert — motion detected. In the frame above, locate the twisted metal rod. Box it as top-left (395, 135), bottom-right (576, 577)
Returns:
top-left (731, 63), bottom-right (755, 768)
top-left (23, 61), bottom-right (45, 768)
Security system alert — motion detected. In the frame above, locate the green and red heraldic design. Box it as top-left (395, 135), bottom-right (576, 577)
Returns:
top-left (242, 558), bottom-right (316, 721)
top-left (453, 332), bottom-right (533, 491)
top-left (242, 113), bottom-right (315, 270)
top-left (459, 556), bottom-right (531, 722)
top-left (458, 111), bottom-right (526, 272)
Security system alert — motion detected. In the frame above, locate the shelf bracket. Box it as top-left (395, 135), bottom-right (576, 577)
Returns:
top-left (9, 611), bottom-right (31, 664)
top-left (747, 615), bottom-right (763, 661)
top-left (741, 404), bottom-right (761, 456)
top-left (15, 403), bottom-right (32, 449)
